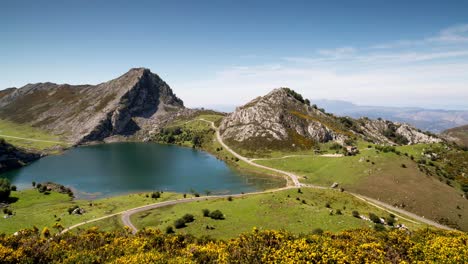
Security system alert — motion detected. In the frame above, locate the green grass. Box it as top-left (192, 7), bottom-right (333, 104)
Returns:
top-left (255, 145), bottom-right (468, 231)
top-left (0, 189), bottom-right (184, 234)
top-left (130, 188), bottom-right (423, 239)
top-left (0, 119), bottom-right (70, 151)
top-left (255, 148), bottom-right (376, 187)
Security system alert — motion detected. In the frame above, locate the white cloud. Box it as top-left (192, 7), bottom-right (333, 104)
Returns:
top-left (174, 24), bottom-right (468, 110)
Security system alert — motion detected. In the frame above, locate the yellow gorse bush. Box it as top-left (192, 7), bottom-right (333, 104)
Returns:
top-left (0, 227), bottom-right (466, 263)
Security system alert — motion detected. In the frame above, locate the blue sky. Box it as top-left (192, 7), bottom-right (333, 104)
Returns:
top-left (1, 0), bottom-right (468, 109)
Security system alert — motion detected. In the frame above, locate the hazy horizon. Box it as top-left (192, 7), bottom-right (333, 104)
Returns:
top-left (2, 0), bottom-right (468, 110)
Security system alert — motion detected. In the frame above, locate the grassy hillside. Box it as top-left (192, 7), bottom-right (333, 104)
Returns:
top-left (0, 119), bottom-right (70, 151)
top-left (443, 124), bottom-right (468, 147)
top-left (0, 189), bottom-right (183, 234)
top-left (255, 145), bottom-right (468, 231)
top-left (130, 188), bottom-right (424, 239)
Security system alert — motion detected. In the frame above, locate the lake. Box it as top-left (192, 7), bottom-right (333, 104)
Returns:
top-left (1, 143), bottom-right (285, 199)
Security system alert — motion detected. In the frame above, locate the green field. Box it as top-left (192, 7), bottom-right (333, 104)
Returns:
top-left (0, 189), bottom-right (184, 234)
top-left (254, 146), bottom-right (468, 231)
top-left (130, 188), bottom-right (423, 239)
top-left (0, 119), bottom-right (70, 151)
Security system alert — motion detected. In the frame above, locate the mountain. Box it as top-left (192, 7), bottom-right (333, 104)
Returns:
top-left (442, 124), bottom-right (468, 148)
top-left (313, 99), bottom-right (468, 133)
top-left (0, 139), bottom-right (40, 173)
top-left (0, 68), bottom-right (186, 144)
top-left (219, 88), bottom-right (441, 152)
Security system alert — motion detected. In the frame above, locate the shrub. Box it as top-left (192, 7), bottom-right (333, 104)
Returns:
top-left (336, 209), bottom-right (343, 215)
top-left (311, 228), bottom-right (324, 235)
top-left (325, 202), bottom-right (331, 208)
top-left (352, 211), bottom-right (360, 218)
top-left (10, 185), bottom-right (17, 191)
top-left (227, 196), bottom-right (233, 201)
top-left (68, 205), bottom-right (79, 215)
top-left (202, 209), bottom-right (210, 217)
top-left (209, 210), bottom-right (224, 220)
top-left (0, 178), bottom-right (11, 201)
top-left (401, 164), bottom-right (407, 168)
top-left (386, 217), bottom-right (395, 226)
top-left (151, 191), bottom-right (161, 199)
top-left (374, 223), bottom-right (386, 231)
top-left (174, 218), bottom-right (186, 229)
top-left (32, 181), bottom-right (36, 187)
top-left (165, 226), bottom-right (175, 234)
top-left (369, 213), bottom-right (381, 224)
top-left (41, 227), bottom-right (50, 238)
top-left (194, 192), bottom-right (200, 197)
top-left (182, 214), bottom-right (195, 223)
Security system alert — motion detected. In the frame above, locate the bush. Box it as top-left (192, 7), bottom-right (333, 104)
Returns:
top-left (165, 226), bottom-right (175, 234)
top-left (325, 202), bottom-right (331, 208)
top-left (336, 209), bottom-right (343, 215)
top-left (311, 228), bottom-right (324, 235)
top-left (202, 209), bottom-right (210, 217)
top-left (174, 219), bottom-right (186, 229)
top-left (68, 205), bottom-right (79, 215)
top-left (182, 214), bottom-right (195, 223)
top-left (401, 164), bottom-right (407, 168)
top-left (227, 196), bottom-right (233, 201)
top-left (209, 210), bottom-right (224, 220)
top-left (386, 217), bottom-right (395, 226)
top-left (0, 178), bottom-right (11, 201)
top-left (374, 223), bottom-right (386, 231)
top-left (369, 213), bottom-right (381, 224)
top-left (352, 211), bottom-right (360, 218)
top-left (10, 185), bottom-right (17, 191)
top-left (3, 208), bottom-right (12, 215)
top-left (151, 191), bottom-right (161, 199)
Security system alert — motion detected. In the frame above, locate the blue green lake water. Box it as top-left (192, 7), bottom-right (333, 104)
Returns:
top-left (2, 142), bottom-right (285, 199)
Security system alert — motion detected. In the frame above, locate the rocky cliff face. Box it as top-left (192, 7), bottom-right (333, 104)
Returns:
top-left (0, 68), bottom-right (185, 144)
top-left (220, 88), bottom-right (442, 151)
top-left (0, 139), bottom-right (40, 173)
top-left (219, 88), bottom-right (349, 150)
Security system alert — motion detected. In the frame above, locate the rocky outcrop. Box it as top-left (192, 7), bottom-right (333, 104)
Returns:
top-left (0, 68), bottom-right (184, 144)
top-left (220, 88), bottom-right (442, 151)
top-left (219, 88), bottom-right (349, 150)
top-left (0, 139), bottom-right (40, 173)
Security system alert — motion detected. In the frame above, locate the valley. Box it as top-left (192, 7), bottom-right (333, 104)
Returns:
top-left (0, 68), bottom-right (467, 241)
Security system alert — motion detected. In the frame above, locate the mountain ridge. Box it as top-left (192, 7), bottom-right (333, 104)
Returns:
top-left (0, 68), bottom-right (185, 144)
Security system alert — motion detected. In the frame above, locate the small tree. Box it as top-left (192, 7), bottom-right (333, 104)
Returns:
top-left (352, 211), bottom-right (360, 218)
top-left (165, 226), bottom-right (175, 234)
top-left (209, 210), bottom-right (224, 220)
top-left (369, 213), bottom-right (381, 224)
top-left (311, 228), bottom-right (324, 235)
top-left (202, 209), bottom-right (210, 217)
top-left (0, 178), bottom-right (11, 201)
top-left (32, 181), bottom-right (36, 187)
top-left (182, 214), bottom-right (195, 223)
top-left (174, 219), bottom-right (186, 229)
top-left (41, 227), bottom-right (51, 238)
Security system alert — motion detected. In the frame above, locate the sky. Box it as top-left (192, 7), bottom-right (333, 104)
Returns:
top-left (1, 0), bottom-right (468, 110)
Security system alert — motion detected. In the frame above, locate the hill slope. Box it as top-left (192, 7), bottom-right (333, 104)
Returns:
top-left (0, 68), bottom-right (185, 144)
top-left (442, 124), bottom-right (468, 148)
top-left (219, 88), bottom-right (441, 154)
top-left (0, 139), bottom-right (40, 173)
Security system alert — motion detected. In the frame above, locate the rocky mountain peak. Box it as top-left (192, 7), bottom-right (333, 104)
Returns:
top-left (220, 88), bottom-right (443, 152)
top-left (0, 68), bottom-right (185, 143)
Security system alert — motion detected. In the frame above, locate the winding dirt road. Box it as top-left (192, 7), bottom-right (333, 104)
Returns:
top-left (62, 119), bottom-right (455, 234)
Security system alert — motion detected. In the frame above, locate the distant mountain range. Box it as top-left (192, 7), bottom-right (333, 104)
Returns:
top-left (306, 99), bottom-right (468, 133)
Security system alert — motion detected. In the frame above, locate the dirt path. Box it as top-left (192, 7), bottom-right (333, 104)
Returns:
top-left (251, 153), bottom-right (343, 161)
top-left (62, 187), bottom-right (294, 234)
top-left (198, 119), bottom-right (303, 187)
top-left (0, 134), bottom-right (68, 144)
top-left (62, 120), bottom-right (455, 234)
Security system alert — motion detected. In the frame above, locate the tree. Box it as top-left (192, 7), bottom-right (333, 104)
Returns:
top-left (165, 226), bottom-right (175, 234)
top-left (209, 210), bottom-right (224, 220)
top-left (202, 209), bottom-right (210, 217)
top-left (0, 178), bottom-right (11, 201)
top-left (369, 213), bottom-right (381, 224)
top-left (352, 211), bottom-right (360, 218)
top-left (182, 214), bottom-right (195, 223)
top-left (174, 218), bottom-right (186, 229)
